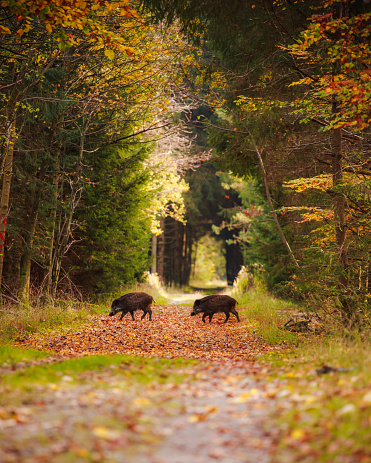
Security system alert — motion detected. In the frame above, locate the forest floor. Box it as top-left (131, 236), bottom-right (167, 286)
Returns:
top-left (1, 303), bottom-right (371, 463)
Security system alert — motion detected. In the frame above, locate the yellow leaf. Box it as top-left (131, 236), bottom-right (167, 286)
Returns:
top-left (45, 23), bottom-right (53, 33)
top-left (131, 397), bottom-right (150, 407)
top-left (75, 448), bottom-right (89, 457)
top-left (92, 426), bottom-right (121, 439)
top-left (228, 389), bottom-right (259, 404)
top-left (0, 25), bottom-right (11, 34)
top-left (188, 414), bottom-right (201, 423)
top-left (291, 429), bottom-right (305, 440)
top-left (203, 405), bottom-right (219, 414)
top-left (104, 49), bottom-right (115, 60)
top-left (304, 396), bottom-right (318, 405)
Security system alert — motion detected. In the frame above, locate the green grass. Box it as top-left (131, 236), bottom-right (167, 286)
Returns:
top-left (0, 276), bottom-right (173, 343)
top-left (0, 343), bottom-right (50, 365)
top-left (0, 300), bottom-right (101, 342)
top-left (0, 346), bottom-right (197, 460)
top-left (235, 288), bottom-right (299, 345)
top-left (263, 335), bottom-right (371, 463)
top-left (0, 348), bottom-right (197, 394)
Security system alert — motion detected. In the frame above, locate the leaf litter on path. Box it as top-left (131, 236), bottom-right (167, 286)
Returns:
top-left (17, 305), bottom-right (281, 360)
top-left (1, 305), bottom-right (285, 462)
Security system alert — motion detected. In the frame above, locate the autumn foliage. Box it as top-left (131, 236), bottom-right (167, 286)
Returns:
top-left (17, 305), bottom-right (280, 360)
top-left (0, 0), bottom-right (136, 53)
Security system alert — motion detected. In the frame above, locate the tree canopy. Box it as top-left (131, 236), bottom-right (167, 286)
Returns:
top-left (141, 0), bottom-right (371, 323)
top-left (1, 0), bottom-right (371, 326)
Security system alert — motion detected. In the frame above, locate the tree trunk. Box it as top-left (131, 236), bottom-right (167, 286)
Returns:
top-left (51, 186), bottom-right (82, 298)
top-left (46, 154), bottom-right (60, 295)
top-left (225, 235), bottom-right (244, 285)
top-left (156, 218), bottom-right (165, 279)
top-left (18, 153), bottom-right (46, 303)
top-left (184, 223), bottom-right (193, 285)
top-left (0, 121), bottom-right (15, 305)
top-left (247, 129), bottom-right (299, 267)
top-left (181, 225), bottom-right (188, 285)
top-left (332, 127), bottom-right (347, 276)
top-left (151, 234), bottom-right (157, 274)
top-left (18, 203), bottom-right (38, 304)
top-left (50, 123), bottom-right (86, 298)
top-left (173, 221), bottom-right (183, 286)
top-left (163, 216), bottom-right (179, 286)
top-left (332, 100), bottom-right (349, 318)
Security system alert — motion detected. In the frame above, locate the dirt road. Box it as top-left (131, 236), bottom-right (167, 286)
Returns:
top-left (1, 304), bottom-right (281, 462)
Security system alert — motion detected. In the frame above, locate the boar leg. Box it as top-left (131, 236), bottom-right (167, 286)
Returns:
top-left (119, 311), bottom-right (126, 320)
top-left (223, 312), bottom-right (230, 323)
top-left (130, 310), bottom-right (135, 321)
top-left (141, 308), bottom-right (152, 321)
top-left (231, 309), bottom-right (240, 322)
top-left (208, 313), bottom-right (214, 323)
top-left (202, 313), bottom-right (208, 323)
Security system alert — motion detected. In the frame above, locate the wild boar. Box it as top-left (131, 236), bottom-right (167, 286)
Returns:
top-left (109, 292), bottom-right (154, 321)
top-left (191, 294), bottom-right (240, 323)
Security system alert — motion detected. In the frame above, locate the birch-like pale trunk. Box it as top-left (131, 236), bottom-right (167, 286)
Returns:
top-left (49, 116), bottom-right (89, 298)
top-left (0, 122), bottom-right (15, 306)
top-left (18, 203), bottom-right (38, 304)
top-left (46, 154), bottom-right (60, 296)
top-left (246, 129), bottom-right (299, 268)
top-left (18, 157), bottom-right (46, 303)
top-left (332, 100), bottom-right (349, 319)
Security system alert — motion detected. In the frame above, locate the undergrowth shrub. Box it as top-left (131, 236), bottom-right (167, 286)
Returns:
top-left (141, 272), bottom-right (170, 304)
top-left (231, 266), bottom-right (299, 345)
top-left (100, 272), bottom-right (170, 307)
top-left (0, 298), bottom-right (99, 342)
top-left (0, 273), bottom-right (172, 343)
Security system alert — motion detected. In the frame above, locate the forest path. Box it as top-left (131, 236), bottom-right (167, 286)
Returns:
top-left (3, 305), bottom-right (284, 462)
top-left (19, 304), bottom-right (280, 360)
top-left (168, 292), bottom-right (202, 305)
top-left (133, 360), bottom-right (277, 463)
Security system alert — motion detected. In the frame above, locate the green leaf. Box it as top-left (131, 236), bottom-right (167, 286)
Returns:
top-left (104, 49), bottom-right (115, 60)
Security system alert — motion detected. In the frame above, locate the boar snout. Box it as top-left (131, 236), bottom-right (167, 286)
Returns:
top-left (109, 299), bottom-right (121, 316)
top-left (190, 301), bottom-right (202, 316)
top-left (191, 299), bottom-right (201, 317)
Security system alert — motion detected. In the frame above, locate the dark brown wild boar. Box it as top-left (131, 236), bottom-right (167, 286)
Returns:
top-left (190, 294), bottom-right (240, 323)
top-left (109, 292), bottom-right (154, 321)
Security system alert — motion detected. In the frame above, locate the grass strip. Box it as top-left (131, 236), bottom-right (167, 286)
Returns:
top-left (237, 289), bottom-right (299, 345)
top-left (263, 336), bottom-right (371, 463)
top-left (1, 349), bottom-right (197, 392)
